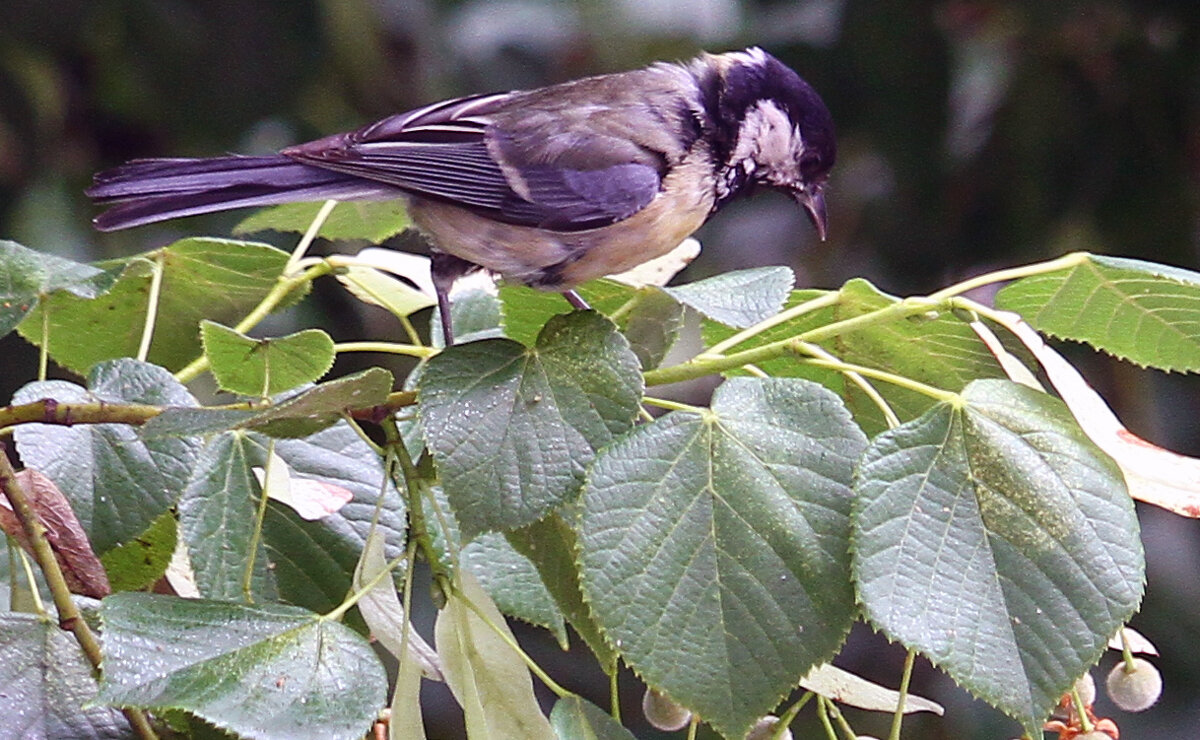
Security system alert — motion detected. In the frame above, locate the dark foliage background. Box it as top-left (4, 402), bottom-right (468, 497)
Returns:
top-left (2, 1), bottom-right (1199, 737)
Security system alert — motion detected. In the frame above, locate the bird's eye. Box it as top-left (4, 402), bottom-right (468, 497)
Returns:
top-left (799, 153), bottom-right (825, 178)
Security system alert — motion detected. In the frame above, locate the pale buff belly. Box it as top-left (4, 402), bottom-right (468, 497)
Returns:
top-left (405, 157), bottom-right (715, 290)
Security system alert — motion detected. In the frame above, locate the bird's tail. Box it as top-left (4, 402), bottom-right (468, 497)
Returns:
top-left (87, 154), bottom-right (400, 231)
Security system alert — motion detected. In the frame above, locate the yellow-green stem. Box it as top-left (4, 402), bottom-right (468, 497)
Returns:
top-left (334, 341), bottom-right (438, 359)
top-left (241, 439), bottom-right (275, 603)
top-left (1070, 684), bottom-right (1094, 732)
top-left (0, 445), bottom-right (160, 739)
top-left (175, 260), bottom-right (333, 383)
top-left (705, 290), bottom-right (841, 356)
top-left (888, 648), bottom-right (916, 740)
top-left (458, 590), bottom-right (572, 698)
top-left (644, 296), bottom-right (944, 387)
top-left (926, 252), bottom-right (1086, 302)
top-left (136, 252), bottom-right (166, 362)
top-left (609, 670), bottom-right (621, 721)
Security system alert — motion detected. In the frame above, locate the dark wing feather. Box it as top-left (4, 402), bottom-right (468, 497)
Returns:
top-left (283, 91), bottom-right (664, 230)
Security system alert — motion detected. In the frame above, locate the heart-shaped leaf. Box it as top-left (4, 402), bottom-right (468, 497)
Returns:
top-left (12, 359), bottom-right (201, 553)
top-left (578, 377), bottom-right (865, 738)
top-left (419, 311), bottom-right (642, 537)
top-left (201, 321), bottom-right (335, 397)
top-left (97, 593), bottom-right (385, 740)
top-left (853, 379), bottom-right (1144, 734)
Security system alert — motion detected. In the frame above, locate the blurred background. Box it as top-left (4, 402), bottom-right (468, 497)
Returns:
top-left (2, 0), bottom-right (1200, 737)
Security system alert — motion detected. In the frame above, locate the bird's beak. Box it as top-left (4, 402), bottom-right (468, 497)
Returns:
top-left (796, 189), bottom-right (828, 242)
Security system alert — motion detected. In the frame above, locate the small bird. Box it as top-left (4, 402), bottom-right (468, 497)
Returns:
top-left (88, 48), bottom-right (835, 343)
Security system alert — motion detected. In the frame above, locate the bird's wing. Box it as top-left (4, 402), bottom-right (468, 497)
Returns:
top-left (282, 92), bottom-right (665, 230)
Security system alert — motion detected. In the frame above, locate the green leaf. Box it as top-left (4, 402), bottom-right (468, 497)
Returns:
top-left (499, 279), bottom-right (636, 346)
top-left (434, 572), bottom-right (557, 740)
top-left (352, 531), bottom-right (419, 664)
top-left (100, 510), bottom-right (178, 592)
top-left (578, 377), bottom-right (866, 739)
top-left (17, 238), bottom-right (306, 374)
top-left (177, 432), bottom-right (277, 601)
top-left (336, 265), bottom-right (436, 319)
top-left (462, 531), bottom-right (567, 647)
top-left (97, 593), bottom-right (386, 740)
top-left (550, 695), bottom-right (638, 740)
top-left (390, 642), bottom-right (427, 740)
top-left (853, 379), bottom-right (1144, 734)
top-left (419, 311), bottom-right (643, 537)
top-left (662, 266), bottom-right (793, 328)
top-left (143, 367), bottom-right (395, 439)
top-left (140, 407), bottom-right (263, 438)
top-left (703, 281), bottom-right (1013, 433)
top-left (620, 287), bottom-right (685, 370)
top-left (995, 253), bottom-right (1200, 371)
top-left (506, 512), bottom-right (616, 669)
top-left (0, 613), bottom-right (132, 738)
top-left (0, 239), bottom-right (120, 337)
top-left (259, 422), bottom-right (407, 613)
top-left (12, 359), bottom-right (202, 553)
top-left (416, 483), bottom-right (566, 645)
top-left (201, 321), bottom-right (335, 396)
top-left (235, 200), bottom-right (411, 243)
top-left (433, 286), bottom-right (504, 346)
top-left (248, 367), bottom-right (394, 437)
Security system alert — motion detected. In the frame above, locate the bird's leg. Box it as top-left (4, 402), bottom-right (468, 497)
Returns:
top-left (562, 290), bottom-right (591, 311)
top-left (429, 252), bottom-right (480, 346)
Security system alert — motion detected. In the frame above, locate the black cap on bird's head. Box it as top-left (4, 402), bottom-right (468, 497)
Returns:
top-left (694, 48), bottom-right (836, 239)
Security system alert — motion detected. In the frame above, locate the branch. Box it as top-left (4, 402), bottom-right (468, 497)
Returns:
top-left (0, 444), bottom-right (159, 739)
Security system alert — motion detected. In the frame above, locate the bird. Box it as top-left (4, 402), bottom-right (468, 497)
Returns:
top-left (88, 47), bottom-right (836, 344)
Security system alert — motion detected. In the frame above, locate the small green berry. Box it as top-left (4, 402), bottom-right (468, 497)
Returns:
top-left (642, 688), bottom-right (692, 731)
top-left (745, 715), bottom-right (793, 740)
top-left (1074, 671), bottom-right (1096, 706)
top-left (1105, 657), bottom-right (1163, 712)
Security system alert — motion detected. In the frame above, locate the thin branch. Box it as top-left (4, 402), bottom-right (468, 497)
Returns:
top-left (0, 444), bottom-right (159, 739)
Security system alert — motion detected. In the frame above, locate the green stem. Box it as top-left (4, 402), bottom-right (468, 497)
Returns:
top-left (646, 253), bottom-right (1087, 388)
top-left (175, 260), bottom-right (333, 383)
top-left (644, 296), bottom-right (944, 387)
top-left (825, 696), bottom-right (858, 740)
top-left (705, 290), bottom-right (840, 356)
top-left (285, 199), bottom-right (338, 274)
top-left (799, 355), bottom-right (957, 403)
top-left (0, 445), bottom-right (160, 739)
top-left (1118, 627), bottom-right (1138, 672)
top-left (888, 649), bottom-right (916, 740)
top-left (457, 589), bottom-right (572, 698)
top-left (381, 417), bottom-right (451, 588)
top-left (816, 696), bottom-right (838, 740)
top-left (796, 341), bottom-right (901, 428)
top-left (1070, 684), bottom-right (1094, 733)
top-left (609, 670), bottom-right (621, 721)
top-left (397, 537), bottom-right (420, 667)
top-left (925, 252), bottom-right (1086, 302)
top-left (38, 302), bottom-right (49, 382)
top-left (334, 341), bottom-right (438, 359)
top-left (641, 396), bottom-right (708, 415)
top-left (136, 252), bottom-right (166, 362)
top-left (0, 399), bottom-right (163, 431)
top-left (774, 693), bottom-right (814, 738)
top-left (13, 545), bottom-right (46, 613)
top-left (242, 440), bottom-right (276, 603)
top-left (324, 548), bottom-right (411, 623)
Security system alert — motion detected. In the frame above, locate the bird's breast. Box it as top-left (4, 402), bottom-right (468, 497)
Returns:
top-left (406, 154), bottom-right (716, 290)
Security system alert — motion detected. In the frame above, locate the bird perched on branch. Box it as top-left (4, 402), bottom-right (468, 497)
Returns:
top-left (89, 48), bottom-right (835, 343)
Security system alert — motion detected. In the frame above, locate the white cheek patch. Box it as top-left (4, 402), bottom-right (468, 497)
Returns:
top-left (730, 100), bottom-right (806, 182)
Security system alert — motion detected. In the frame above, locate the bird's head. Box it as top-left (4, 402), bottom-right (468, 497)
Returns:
top-left (694, 48), bottom-right (836, 240)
